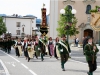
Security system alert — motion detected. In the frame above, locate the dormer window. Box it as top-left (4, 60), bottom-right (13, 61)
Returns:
top-left (86, 5), bottom-right (91, 14)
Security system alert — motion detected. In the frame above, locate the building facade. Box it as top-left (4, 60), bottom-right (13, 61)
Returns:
top-left (50, 0), bottom-right (100, 43)
top-left (3, 15), bottom-right (36, 38)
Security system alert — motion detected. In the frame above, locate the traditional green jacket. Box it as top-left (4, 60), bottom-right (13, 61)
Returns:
top-left (7, 40), bottom-right (12, 46)
top-left (58, 40), bottom-right (71, 54)
top-left (12, 40), bottom-right (16, 46)
top-left (38, 37), bottom-right (48, 48)
top-left (84, 43), bottom-right (99, 62)
top-left (4, 41), bottom-right (7, 47)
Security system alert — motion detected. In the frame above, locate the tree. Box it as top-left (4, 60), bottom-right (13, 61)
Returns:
top-left (57, 6), bottom-right (79, 37)
top-left (0, 17), bottom-right (7, 35)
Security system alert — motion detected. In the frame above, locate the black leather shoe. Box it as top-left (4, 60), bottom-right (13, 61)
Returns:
top-left (41, 58), bottom-right (44, 61)
top-left (62, 68), bottom-right (65, 71)
top-left (28, 58), bottom-right (30, 62)
top-left (87, 72), bottom-right (89, 75)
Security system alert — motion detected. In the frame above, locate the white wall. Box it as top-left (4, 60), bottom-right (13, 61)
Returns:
top-left (50, 0), bottom-right (58, 39)
top-left (4, 17), bottom-right (36, 37)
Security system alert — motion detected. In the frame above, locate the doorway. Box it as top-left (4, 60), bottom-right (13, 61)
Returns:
top-left (84, 29), bottom-right (93, 37)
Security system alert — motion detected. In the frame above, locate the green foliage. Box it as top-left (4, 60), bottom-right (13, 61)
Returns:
top-left (43, 36), bottom-right (48, 44)
top-left (0, 17), bottom-right (7, 35)
top-left (57, 6), bottom-right (79, 37)
top-left (90, 6), bottom-right (100, 13)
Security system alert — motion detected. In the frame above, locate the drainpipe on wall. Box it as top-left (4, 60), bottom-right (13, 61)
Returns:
top-left (30, 19), bottom-right (32, 38)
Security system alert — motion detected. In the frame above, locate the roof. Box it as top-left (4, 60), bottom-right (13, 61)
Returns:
top-left (4, 16), bottom-right (36, 19)
top-left (0, 14), bottom-right (37, 19)
top-left (0, 14), bottom-right (6, 17)
top-left (23, 15), bottom-right (37, 18)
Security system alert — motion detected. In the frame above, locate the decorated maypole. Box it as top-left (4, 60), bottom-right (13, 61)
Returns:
top-left (39, 3), bottom-right (48, 55)
top-left (40, 3), bottom-right (48, 37)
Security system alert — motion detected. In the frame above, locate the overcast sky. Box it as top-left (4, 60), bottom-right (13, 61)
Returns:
top-left (0, 0), bottom-right (50, 19)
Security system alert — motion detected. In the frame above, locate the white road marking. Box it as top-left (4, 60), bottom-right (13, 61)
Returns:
top-left (29, 70), bottom-right (37, 75)
top-left (21, 63), bottom-right (29, 69)
top-left (0, 50), bottom-right (20, 62)
top-left (12, 64), bottom-right (15, 67)
top-left (70, 59), bottom-right (100, 69)
top-left (5, 62), bottom-right (10, 64)
top-left (0, 59), bottom-right (10, 75)
top-left (0, 50), bottom-right (38, 75)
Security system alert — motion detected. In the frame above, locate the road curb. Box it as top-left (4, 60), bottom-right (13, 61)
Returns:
top-left (0, 59), bottom-right (10, 75)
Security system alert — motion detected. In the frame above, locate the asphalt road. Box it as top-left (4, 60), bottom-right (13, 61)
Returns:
top-left (0, 47), bottom-right (100, 75)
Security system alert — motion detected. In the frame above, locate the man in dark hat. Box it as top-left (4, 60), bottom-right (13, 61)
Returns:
top-left (84, 36), bottom-right (99, 75)
top-left (58, 34), bottom-right (71, 71)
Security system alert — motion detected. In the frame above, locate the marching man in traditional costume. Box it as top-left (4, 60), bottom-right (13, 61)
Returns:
top-left (38, 35), bottom-right (48, 61)
top-left (58, 35), bottom-right (71, 71)
top-left (84, 36), bottom-right (99, 75)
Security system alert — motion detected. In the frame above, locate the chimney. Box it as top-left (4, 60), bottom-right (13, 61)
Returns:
top-left (13, 14), bottom-right (15, 16)
top-left (16, 14), bottom-right (18, 17)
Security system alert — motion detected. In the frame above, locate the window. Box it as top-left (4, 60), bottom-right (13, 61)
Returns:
top-left (86, 5), bottom-right (91, 14)
top-left (68, 5), bottom-right (72, 10)
top-left (16, 30), bottom-right (20, 35)
top-left (16, 22), bottom-right (21, 27)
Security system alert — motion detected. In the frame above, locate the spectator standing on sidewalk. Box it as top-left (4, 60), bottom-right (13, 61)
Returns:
top-left (75, 38), bottom-right (79, 47)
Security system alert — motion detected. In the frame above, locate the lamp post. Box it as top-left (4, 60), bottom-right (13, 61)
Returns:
top-left (60, 8), bottom-right (77, 42)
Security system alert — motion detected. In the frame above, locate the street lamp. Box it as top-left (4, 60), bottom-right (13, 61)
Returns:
top-left (60, 8), bottom-right (77, 42)
top-left (5, 31), bottom-right (12, 39)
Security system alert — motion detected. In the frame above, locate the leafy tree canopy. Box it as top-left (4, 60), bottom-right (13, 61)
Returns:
top-left (57, 6), bottom-right (79, 37)
top-left (0, 17), bottom-right (7, 35)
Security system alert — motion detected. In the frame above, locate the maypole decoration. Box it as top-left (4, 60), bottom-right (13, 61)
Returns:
top-left (40, 3), bottom-right (48, 36)
top-left (90, 6), bottom-right (100, 31)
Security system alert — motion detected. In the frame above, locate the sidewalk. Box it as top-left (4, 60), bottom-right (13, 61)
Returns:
top-left (0, 59), bottom-right (9, 75)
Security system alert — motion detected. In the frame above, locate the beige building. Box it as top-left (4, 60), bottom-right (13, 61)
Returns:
top-left (49, 0), bottom-right (100, 43)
